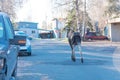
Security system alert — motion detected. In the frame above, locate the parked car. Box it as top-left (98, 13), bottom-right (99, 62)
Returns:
top-left (15, 31), bottom-right (32, 56)
top-left (39, 30), bottom-right (55, 39)
top-left (0, 12), bottom-right (19, 80)
top-left (85, 32), bottom-right (109, 40)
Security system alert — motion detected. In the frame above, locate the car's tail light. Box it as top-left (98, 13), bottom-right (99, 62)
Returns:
top-left (0, 58), bottom-right (4, 70)
top-left (0, 58), bottom-right (5, 74)
top-left (0, 51), bottom-right (5, 70)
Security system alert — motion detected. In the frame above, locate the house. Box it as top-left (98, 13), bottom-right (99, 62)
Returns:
top-left (17, 21), bottom-right (39, 38)
top-left (109, 18), bottom-right (120, 42)
top-left (52, 18), bottom-right (65, 38)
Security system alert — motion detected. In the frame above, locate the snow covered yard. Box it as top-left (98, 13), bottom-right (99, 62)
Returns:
top-left (17, 39), bottom-right (120, 80)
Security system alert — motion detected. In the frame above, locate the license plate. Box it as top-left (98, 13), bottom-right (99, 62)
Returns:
top-left (18, 40), bottom-right (26, 44)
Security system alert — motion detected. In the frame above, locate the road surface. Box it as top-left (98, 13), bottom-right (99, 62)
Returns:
top-left (17, 39), bottom-right (120, 80)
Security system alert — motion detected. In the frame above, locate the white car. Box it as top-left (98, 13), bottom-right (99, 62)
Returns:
top-left (15, 31), bottom-right (32, 56)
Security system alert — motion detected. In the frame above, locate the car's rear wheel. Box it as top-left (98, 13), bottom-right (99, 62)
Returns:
top-left (105, 37), bottom-right (109, 40)
top-left (88, 38), bottom-right (92, 41)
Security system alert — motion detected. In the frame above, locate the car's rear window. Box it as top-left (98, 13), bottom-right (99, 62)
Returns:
top-left (15, 31), bottom-right (27, 36)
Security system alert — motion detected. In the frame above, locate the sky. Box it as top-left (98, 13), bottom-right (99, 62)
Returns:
top-left (16, 0), bottom-right (52, 27)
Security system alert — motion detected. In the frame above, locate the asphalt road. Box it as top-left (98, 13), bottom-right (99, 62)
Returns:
top-left (17, 39), bottom-right (120, 80)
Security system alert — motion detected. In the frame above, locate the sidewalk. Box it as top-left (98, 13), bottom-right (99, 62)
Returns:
top-left (113, 46), bottom-right (120, 72)
top-left (82, 40), bottom-right (120, 47)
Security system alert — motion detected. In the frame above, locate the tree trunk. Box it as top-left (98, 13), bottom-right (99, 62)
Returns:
top-left (75, 0), bottom-right (81, 32)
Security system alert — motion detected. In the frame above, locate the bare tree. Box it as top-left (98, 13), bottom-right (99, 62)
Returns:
top-left (86, 0), bottom-right (108, 31)
top-left (51, 0), bottom-right (83, 29)
top-left (87, 0), bottom-right (120, 31)
top-left (52, 0), bottom-right (120, 35)
top-left (0, 0), bottom-right (25, 21)
top-left (0, 0), bottom-right (15, 20)
top-left (105, 0), bottom-right (120, 18)
top-left (74, 0), bottom-right (81, 31)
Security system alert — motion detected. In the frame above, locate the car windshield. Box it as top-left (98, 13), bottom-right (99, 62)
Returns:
top-left (15, 31), bottom-right (27, 36)
top-left (0, 16), bottom-right (3, 38)
top-left (96, 33), bottom-right (102, 36)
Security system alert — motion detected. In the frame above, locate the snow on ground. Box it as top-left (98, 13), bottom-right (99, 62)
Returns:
top-left (17, 39), bottom-right (120, 80)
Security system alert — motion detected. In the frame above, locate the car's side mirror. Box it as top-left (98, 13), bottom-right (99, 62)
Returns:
top-left (28, 36), bottom-right (32, 40)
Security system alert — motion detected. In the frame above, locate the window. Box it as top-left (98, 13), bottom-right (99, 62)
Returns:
top-left (3, 16), bottom-right (14, 39)
top-left (96, 33), bottom-right (102, 36)
top-left (0, 16), bottom-right (3, 38)
top-left (0, 23), bottom-right (3, 38)
top-left (32, 30), bottom-right (35, 34)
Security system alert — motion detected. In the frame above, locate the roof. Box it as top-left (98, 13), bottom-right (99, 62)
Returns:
top-left (17, 21), bottom-right (38, 29)
top-left (108, 18), bottom-right (120, 24)
top-left (18, 21), bottom-right (38, 24)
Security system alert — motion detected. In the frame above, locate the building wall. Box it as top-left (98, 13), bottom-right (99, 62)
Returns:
top-left (18, 22), bottom-right (38, 29)
top-left (17, 21), bottom-right (38, 38)
top-left (51, 18), bottom-right (65, 38)
top-left (111, 23), bottom-right (120, 42)
top-left (19, 28), bottom-right (39, 38)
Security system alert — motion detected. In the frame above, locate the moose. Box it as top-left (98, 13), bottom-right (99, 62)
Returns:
top-left (67, 27), bottom-right (83, 63)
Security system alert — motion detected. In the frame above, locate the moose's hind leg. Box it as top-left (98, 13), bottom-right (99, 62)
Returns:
top-left (71, 45), bottom-right (76, 62)
top-left (78, 43), bottom-right (83, 63)
top-left (68, 39), bottom-right (76, 62)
